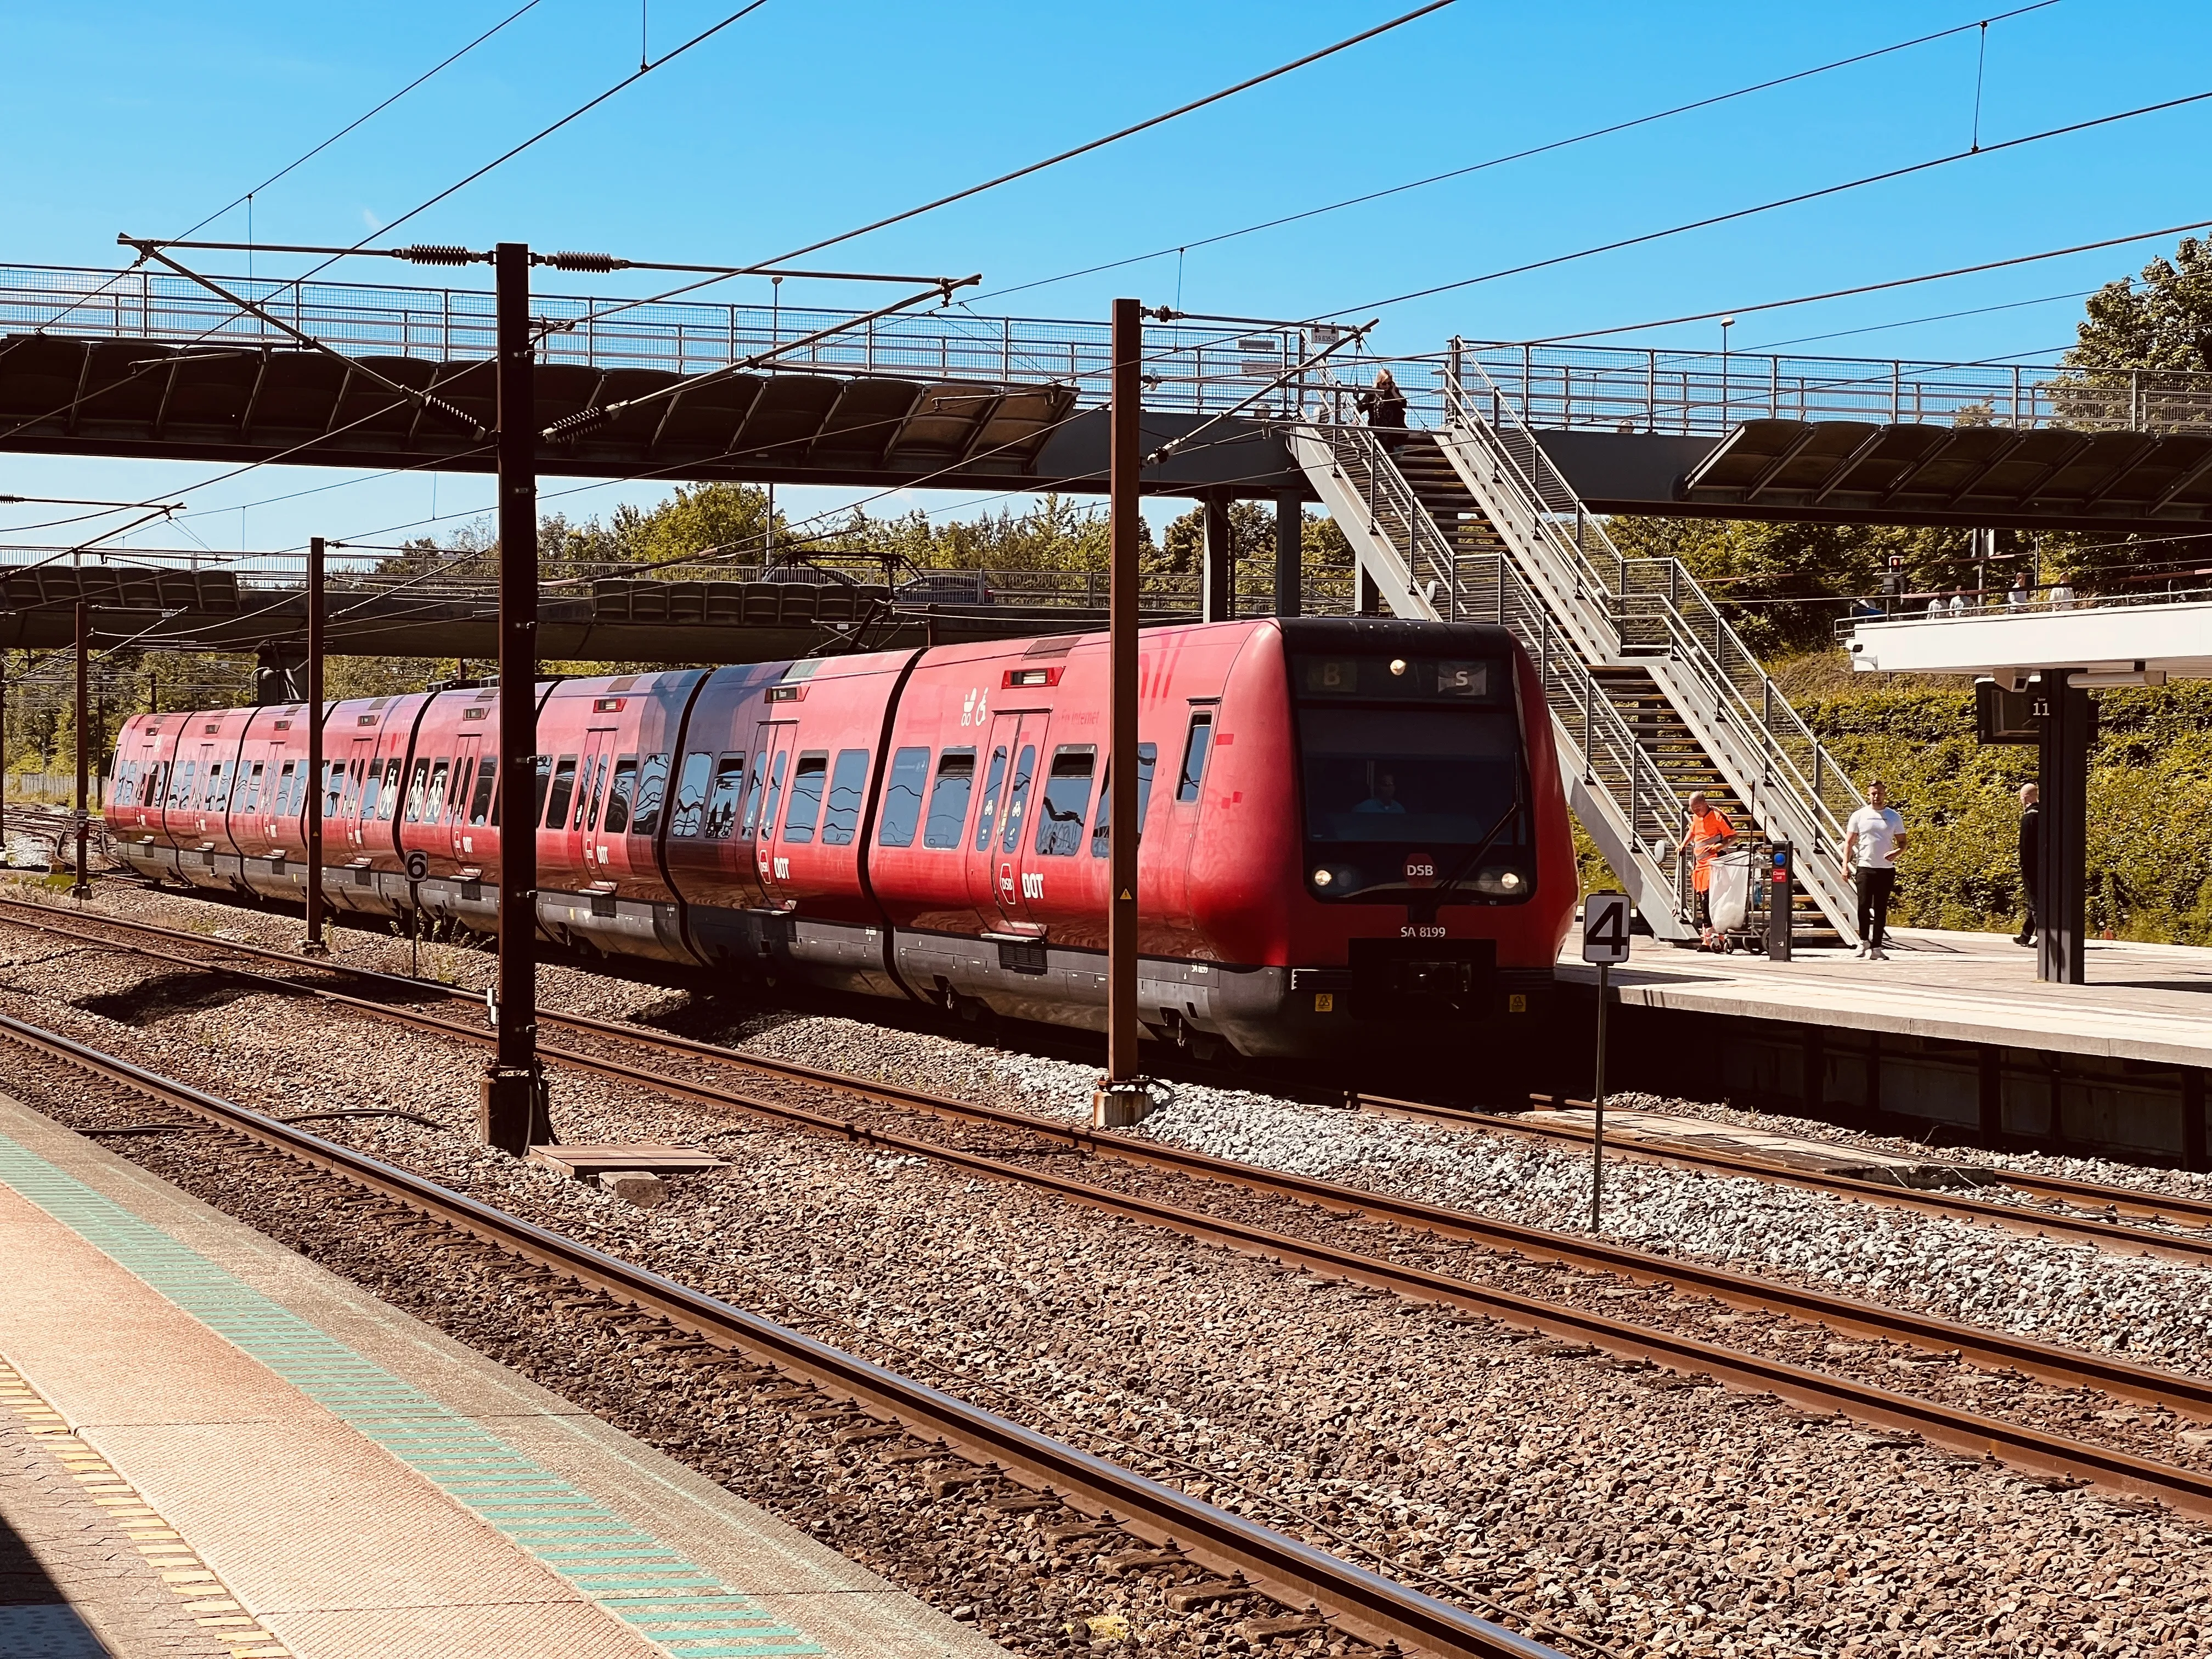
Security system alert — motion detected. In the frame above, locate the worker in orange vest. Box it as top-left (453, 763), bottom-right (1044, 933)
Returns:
top-left (1677, 791), bottom-right (1736, 938)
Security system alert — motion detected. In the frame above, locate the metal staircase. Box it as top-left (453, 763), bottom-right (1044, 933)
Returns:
top-left (1286, 364), bottom-right (1866, 945)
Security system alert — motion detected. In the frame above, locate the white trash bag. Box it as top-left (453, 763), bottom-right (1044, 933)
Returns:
top-left (1708, 847), bottom-right (1756, 932)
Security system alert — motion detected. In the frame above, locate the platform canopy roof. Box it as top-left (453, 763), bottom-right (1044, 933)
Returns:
top-left (1845, 597), bottom-right (2212, 679)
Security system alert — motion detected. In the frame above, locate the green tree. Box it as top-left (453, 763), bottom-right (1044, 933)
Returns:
top-left (2067, 236), bottom-right (2212, 373)
top-left (1605, 517), bottom-right (1996, 655)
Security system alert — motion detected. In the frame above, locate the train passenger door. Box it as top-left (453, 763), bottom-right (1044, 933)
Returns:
top-left (447, 736), bottom-right (479, 861)
top-left (968, 710), bottom-right (1045, 930)
top-left (749, 722), bottom-right (800, 904)
top-left (571, 728), bottom-right (617, 876)
top-left (454, 740), bottom-right (497, 861)
top-left (338, 738), bottom-right (376, 848)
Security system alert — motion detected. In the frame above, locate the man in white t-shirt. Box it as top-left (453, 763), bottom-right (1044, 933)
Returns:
top-left (1842, 781), bottom-right (1908, 960)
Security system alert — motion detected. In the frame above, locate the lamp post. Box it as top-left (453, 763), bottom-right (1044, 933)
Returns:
top-left (1718, 315), bottom-right (1736, 432)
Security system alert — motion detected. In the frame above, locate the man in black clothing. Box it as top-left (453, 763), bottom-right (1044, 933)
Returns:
top-left (2015, 782), bottom-right (2040, 947)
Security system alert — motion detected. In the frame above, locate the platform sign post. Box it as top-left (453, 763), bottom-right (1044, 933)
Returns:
top-left (1582, 893), bottom-right (1630, 1231)
top-left (482, 240), bottom-right (547, 1155)
top-left (1094, 296), bottom-right (1149, 1130)
top-left (302, 537), bottom-right (329, 957)
top-left (405, 849), bottom-right (428, 979)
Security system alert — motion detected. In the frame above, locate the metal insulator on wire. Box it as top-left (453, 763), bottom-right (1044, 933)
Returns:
top-left (543, 250), bottom-right (622, 273)
top-left (399, 244), bottom-right (478, 267)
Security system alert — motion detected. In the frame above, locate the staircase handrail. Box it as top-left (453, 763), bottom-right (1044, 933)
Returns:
top-left (1300, 404), bottom-right (1476, 619)
top-left (1441, 354), bottom-right (1866, 856)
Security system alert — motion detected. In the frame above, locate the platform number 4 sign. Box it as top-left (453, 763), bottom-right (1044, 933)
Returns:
top-left (1582, 892), bottom-right (1630, 965)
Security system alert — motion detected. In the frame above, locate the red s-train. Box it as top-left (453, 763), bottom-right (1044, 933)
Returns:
top-left (106, 617), bottom-right (1573, 1059)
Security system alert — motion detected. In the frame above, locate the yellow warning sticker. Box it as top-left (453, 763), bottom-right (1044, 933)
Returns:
top-left (1508, 993), bottom-right (1528, 1013)
top-left (1314, 992), bottom-right (1335, 1013)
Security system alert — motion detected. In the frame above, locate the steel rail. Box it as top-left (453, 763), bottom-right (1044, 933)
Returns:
top-left (0, 1008), bottom-right (1561, 1659)
top-left (1352, 1088), bottom-right (2212, 1243)
top-left (7, 900), bottom-right (2212, 1494)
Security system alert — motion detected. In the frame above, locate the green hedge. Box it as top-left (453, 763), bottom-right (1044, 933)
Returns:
top-left (1792, 676), bottom-right (2212, 944)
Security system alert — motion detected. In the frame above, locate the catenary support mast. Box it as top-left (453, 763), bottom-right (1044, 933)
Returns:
top-left (482, 240), bottom-right (546, 1152)
top-left (302, 536), bottom-right (328, 955)
top-left (71, 602), bottom-right (90, 899)
top-left (1096, 297), bottom-right (1149, 1127)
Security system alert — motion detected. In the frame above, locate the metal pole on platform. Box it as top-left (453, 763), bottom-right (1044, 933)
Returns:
top-left (482, 240), bottom-right (546, 1154)
top-left (71, 602), bottom-right (91, 898)
top-left (1592, 961), bottom-right (1609, 1231)
top-left (1094, 297), bottom-right (1149, 1129)
top-left (302, 537), bottom-right (329, 956)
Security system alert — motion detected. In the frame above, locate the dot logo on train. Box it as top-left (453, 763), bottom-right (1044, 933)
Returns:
top-left (105, 619), bottom-right (1572, 1059)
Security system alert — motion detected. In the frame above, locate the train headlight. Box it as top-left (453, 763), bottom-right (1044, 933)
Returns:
top-left (1312, 867), bottom-right (1334, 888)
top-left (1389, 658), bottom-right (1408, 676)
top-left (1472, 866), bottom-right (1527, 896)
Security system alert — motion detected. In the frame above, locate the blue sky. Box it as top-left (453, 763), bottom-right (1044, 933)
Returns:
top-left (5, 0), bottom-right (2210, 557)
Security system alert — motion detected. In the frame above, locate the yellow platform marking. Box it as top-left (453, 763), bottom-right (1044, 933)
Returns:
top-left (0, 1357), bottom-right (294, 1659)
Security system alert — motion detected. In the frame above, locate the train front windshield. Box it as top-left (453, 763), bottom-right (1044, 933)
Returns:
top-left (1294, 653), bottom-right (1527, 901)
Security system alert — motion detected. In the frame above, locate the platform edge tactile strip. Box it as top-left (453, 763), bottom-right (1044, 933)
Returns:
top-left (0, 1131), bottom-right (827, 1658)
top-left (0, 1356), bottom-right (279, 1657)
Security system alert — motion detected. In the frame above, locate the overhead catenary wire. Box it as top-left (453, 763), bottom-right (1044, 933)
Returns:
top-left (972, 2), bottom-right (2062, 306)
top-left (0, 1), bottom-right (547, 364)
top-left (543, 2), bottom-right (1460, 340)
top-left (1520, 216), bottom-right (2212, 345)
top-left (1319, 83), bottom-right (2212, 325)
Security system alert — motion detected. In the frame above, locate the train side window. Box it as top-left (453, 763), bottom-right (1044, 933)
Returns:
top-left (402, 759), bottom-right (432, 823)
top-left (922, 749), bottom-right (975, 849)
top-left (573, 755), bottom-right (607, 832)
top-left (338, 762), bottom-right (366, 821)
top-left (423, 760), bottom-right (452, 824)
top-left (353, 761), bottom-right (376, 820)
top-left (330, 759), bottom-right (356, 820)
top-left (1090, 743), bottom-right (1159, 857)
top-left (972, 747), bottom-right (1010, 851)
top-left (543, 755), bottom-right (578, 827)
top-left (821, 750), bottom-right (869, 846)
top-left (170, 759), bottom-right (196, 809)
top-left (703, 754), bottom-right (748, 839)
top-left (999, 744), bottom-right (1037, 853)
top-left (529, 754), bottom-right (552, 825)
top-left (782, 752), bottom-right (829, 844)
top-left (374, 758), bottom-right (404, 821)
top-left (601, 755), bottom-right (639, 836)
top-left (1175, 711), bottom-right (1214, 803)
top-left (668, 752), bottom-right (714, 837)
top-left (877, 747), bottom-right (931, 848)
top-left (1035, 746), bottom-right (1096, 857)
top-left (443, 759), bottom-right (470, 822)
top-left (200, 761), bottom-right (227, 810)
top-left (629, 753), bottom-right (668, 837)
top-left (469, 757), bottom-right (498, 826)
top-left (272, 761), bottom-right (300, 817)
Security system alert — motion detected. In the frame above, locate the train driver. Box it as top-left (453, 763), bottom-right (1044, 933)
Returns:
top-left (1354, 771), bottom-right (1407, 814)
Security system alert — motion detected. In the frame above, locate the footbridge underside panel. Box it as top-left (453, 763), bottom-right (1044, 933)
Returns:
top-left (0, 335), bottom-right (1307, 497)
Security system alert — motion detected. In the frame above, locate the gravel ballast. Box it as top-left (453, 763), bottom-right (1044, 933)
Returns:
top-left (0, 888), bottom-right (2209, 1654)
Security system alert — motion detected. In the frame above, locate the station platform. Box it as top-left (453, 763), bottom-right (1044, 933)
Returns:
top-left (0, 1094), bottom-right (1002, 1659)
top-left (1553, 927), bottom-right (2212, 1163)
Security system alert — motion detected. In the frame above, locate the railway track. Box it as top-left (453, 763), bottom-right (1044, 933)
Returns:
top-left (1351, 1089), bottom-right (2212, 1250)
top-left (8, 895), bottom-right (2212, 1520)
top-left (0, 1007), bottom-right (1566, 1659)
